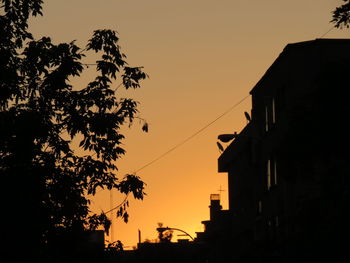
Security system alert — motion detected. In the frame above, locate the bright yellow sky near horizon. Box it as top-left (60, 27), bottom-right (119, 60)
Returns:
top-left (29, 0), bottom-right (349, 248)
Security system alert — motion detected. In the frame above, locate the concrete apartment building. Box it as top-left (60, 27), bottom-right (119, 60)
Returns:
top-left (206, 38), bottom-right (350, 262)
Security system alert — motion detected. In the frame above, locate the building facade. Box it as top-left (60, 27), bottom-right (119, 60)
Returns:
top-left (213, 39), bottom-right (350, 262)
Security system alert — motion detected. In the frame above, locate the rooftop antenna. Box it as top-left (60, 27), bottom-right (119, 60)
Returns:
top-left (218, 185), bottom-right (225, 197)
top-left (217, 132), bottom-right (238, 153)
top-left (216, 141), bottom-right (224, 153)
top-left (218, 133), bottom-right (236, 143)
top-left (244, 111), bottom-right (251, 123)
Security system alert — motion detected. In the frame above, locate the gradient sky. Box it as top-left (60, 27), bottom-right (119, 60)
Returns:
top-left (29, 0), bottom-right (349, 248)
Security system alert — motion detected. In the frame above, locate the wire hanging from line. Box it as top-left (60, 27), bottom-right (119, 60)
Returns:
top-left (104, 193), bottom-right (129, 214)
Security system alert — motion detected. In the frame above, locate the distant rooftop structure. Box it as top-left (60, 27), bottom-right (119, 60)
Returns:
top-left (210, 194), bottom-right (220, 201)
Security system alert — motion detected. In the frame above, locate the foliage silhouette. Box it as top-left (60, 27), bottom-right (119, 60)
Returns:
top-left (156, 223), bottom-right (174, 243)
top-left (332, 0), bottom-right (350, 28)
top-left (0, 0), bottom-right (147, 260)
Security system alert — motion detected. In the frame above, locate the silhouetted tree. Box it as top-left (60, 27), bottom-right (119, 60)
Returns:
top-left (157, 223), bottom-right (174, 243)
top-left (105, 240), bottom-right (124, 252)
top-left (332, 0), bottom-right (350, 28)
top-left (0, 0), bottom-right (147, 261)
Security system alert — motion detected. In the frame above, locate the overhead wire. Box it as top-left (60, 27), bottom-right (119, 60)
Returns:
top-left (134, 94), bottom-right (251, 174)
top-left (103, 93), bottom-right (250, 215)
top-left (103, 24), bottom-right (335, 214)
top-left (319, 26), bottom-right (335, 38)
top-left (94, 24), bottom-right (337, 218)
top-left (104, 193), bottom-right (129, 214)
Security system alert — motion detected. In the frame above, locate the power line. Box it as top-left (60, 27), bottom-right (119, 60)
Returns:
top-left (103, 94), bottom-right (250, 215)
top-left (319, 26), bottom-right (334, 38)
top-left (134, 94), bottom-right (250, 174)
top-left (98, 94), bottom-right (250, 215)
top-left (104, 193), bottom-right (129, 214)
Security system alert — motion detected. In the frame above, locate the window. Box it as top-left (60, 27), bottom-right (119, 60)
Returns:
top-left (267, 159), bottom-right (272, 190)
top-left (264, 97), bottom-right (277, 132)
top-left (258, 200), bottom-right (262, 215)
top-left (272, 98), bottom-right (276, 124)
top-left (267, 157), bottom-right (278, 190)
top-left (268, 220), bottom-right (272, 227)
top-left (265, 105), bottom-right (269, 132)
top-left (273, 159), bottom-right (278, 185)
top-left (275, 216), bottom-right (279, 227)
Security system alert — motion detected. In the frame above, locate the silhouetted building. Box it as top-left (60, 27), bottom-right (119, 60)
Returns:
top-left (195, 194), bottom-right (234, 262)
top-left (120, 38), bottom-right (350, 263)
top-left (47, 230), bottom-right (105, 262)
top-left (135, 241), bottom-right (206, 263)
top-left (216, 38), bottom-right (350, 262)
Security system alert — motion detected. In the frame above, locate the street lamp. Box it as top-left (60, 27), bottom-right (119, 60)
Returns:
top-left (156, 227), bottom-right (194, 241)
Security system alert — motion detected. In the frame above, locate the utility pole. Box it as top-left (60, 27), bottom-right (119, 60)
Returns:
top-left (110, 190), bottom-right (114, 242)
top-left (138, 229), bottom-right (141, 244)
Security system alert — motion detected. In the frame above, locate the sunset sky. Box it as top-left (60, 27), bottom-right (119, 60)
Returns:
top-left (29, 0), bottom-right (349, 248)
